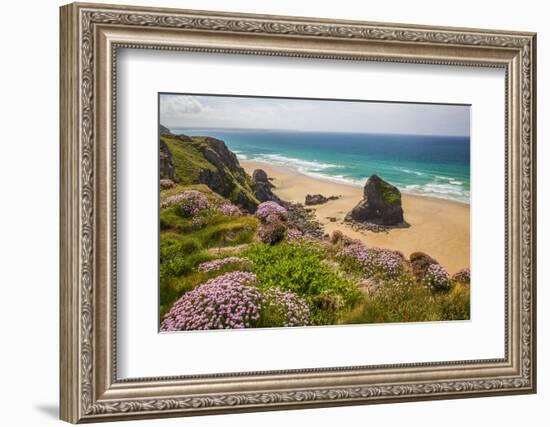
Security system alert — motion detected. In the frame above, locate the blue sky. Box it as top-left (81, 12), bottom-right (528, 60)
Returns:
top-left (160, 94), bottom-right (470, 137)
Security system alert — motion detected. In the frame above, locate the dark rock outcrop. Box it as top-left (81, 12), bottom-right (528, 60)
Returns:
top-left (195, 137), bottom-right (259, 212)
top-left (159, 139), bottom-right (177, 182)
top-left (251, 168), bottom-right (281, 204)
top-left (252, 169), bottom-right (271, 186)
top-left (305, 194), bottom-right (328, 205)
top-left (285, 202), bottom-right (324, 239)
top-left (410, 252), bottom-right (439, 282)
top-left (348, 175), bottom-right (404, 225)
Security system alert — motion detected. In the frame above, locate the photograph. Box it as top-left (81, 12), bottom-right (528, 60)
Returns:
top-left (158, 94), bottom-right (472, 331)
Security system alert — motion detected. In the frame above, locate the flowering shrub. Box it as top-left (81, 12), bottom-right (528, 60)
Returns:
top-left (160, 272), bottom-right (261, 331)
top-left (258, 219), bottom-right (287, 244)
top-left (452, 267), bottom-right (471, 283)
top-left (197, 257), bottom-right (248, 273)
top-left (260, 287), bottom-right (310, 327)
top-left (265, 214), bottom-right (281, 224)
top-left (161, 190), bottom-right (209, 216)
top-left (255, 201), bottom-right (288, 222)
top-left (341, 244), bottom-right (402, 278)
top-left (424, 263), bottom-right (451, 292)
top-left (218, 203), bottom-right (241, 217)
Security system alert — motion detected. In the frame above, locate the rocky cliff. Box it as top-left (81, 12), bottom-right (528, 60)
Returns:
top-left (159, 128), bottom-right (261, 212)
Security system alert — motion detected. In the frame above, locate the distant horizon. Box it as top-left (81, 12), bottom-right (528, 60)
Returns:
top-left (165, 126), bottom-right (470, 140)
top-left (160, 94), bottom-right (471, 137)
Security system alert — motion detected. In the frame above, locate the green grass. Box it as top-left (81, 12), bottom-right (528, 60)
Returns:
top-left (243, 242), bottom-right (362, 325)
top-left (162, 135), bottom-right (214, 184)
top-left (339, 279), bottom-right (470, 325)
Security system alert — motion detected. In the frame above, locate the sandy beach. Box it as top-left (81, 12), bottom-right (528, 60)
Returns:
top-left (241, 160), bottom-right (470, 274)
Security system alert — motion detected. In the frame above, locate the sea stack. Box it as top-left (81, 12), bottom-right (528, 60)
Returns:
top-left (348, 175), bottom-right (404, 225)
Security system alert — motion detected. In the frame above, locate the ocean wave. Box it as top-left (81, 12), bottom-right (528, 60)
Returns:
top-left (300, 171), bottom-right (364, 187)
top-left (240, 152), bottom-right (469, 203)
top-left (404, 182), bottom-right (470, 203)
top-left (259, 153), bottom-right (341, 171)
top-left (399, 167), bottom-right (424, 176)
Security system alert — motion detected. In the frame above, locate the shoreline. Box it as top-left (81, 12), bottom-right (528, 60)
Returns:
top-left (236, 156), bottom-right (470, 205)
top-left (241, 159), bottom-right (470, 274)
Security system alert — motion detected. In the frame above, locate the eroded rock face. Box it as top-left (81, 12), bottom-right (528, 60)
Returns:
top-left (305, 194), bottom-right (328, 205)
top-left (410, 252), bottom-right (439, 282)
top-left (194, 137), bottom-right (259, 212)
top-left (349, 175), bottom-right (404, 225)
top-left (251, 169), bottom-right (281, 204)
top-left (159, 140), bottom-right (176, 182)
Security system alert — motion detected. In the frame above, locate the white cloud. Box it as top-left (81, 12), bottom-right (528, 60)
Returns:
top-left (159, 94), bottom-right (470, 136)
top-left (160, 95), bottom-right (211, 127)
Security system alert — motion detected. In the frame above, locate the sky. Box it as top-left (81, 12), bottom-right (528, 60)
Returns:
top-left (160, 94), bottom-right (470, 137)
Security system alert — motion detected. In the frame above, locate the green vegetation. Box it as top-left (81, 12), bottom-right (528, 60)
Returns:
top-left (340, 279), bottom-right (470, 324)
top-left (374, 178), bottom-right (401, 205)
top-left (382, 190), bottom-right (400, 205)
top-left (162, 135), bottom-right (215, 184)
top-left (243, 242), bottom-right (362, 324)
top-left (158, 136), bottom-right (470, 330)
top-left (159, 184), bottom-right (259, 317)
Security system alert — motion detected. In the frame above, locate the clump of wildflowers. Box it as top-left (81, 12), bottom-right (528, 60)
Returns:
top-left (219, 203), bottom-right (241, 217)
top-left (255, 201), bottom-right (288, 222)
top-left (258, 218), bottom-right (287, 245)
top-left (452, 268), bottom-right (470, 284)
top-left (161, 190), bottom-right (209, 216)
top-left (424, 263), bottom-right (451, 292)
top-left (261, 287), bottom-right (310, 327)
top-left (341, 244), bottom-right (402, 278)
top-left (197, 257), bottom-right (249, 273)
top-left (160, 272), bottom-right (261, 331)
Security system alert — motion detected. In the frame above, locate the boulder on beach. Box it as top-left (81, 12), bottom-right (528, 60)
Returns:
top-left (252, 169), bottom-right (271, 186)
top-left (348, 175), bottom-right (404, 225)
top-left (305, 194), bottom-right (328, 205)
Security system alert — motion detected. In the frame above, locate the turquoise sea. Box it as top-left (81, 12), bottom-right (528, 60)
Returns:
top-left (174, 128), bottom-right (471, 204)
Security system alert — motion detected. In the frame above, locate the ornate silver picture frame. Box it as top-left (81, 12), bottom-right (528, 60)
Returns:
top-left (60, 2), bottom-right (536, 423)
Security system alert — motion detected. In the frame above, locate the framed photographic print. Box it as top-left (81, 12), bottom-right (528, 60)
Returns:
top-left (60, 2), bottom-right (537, 423)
